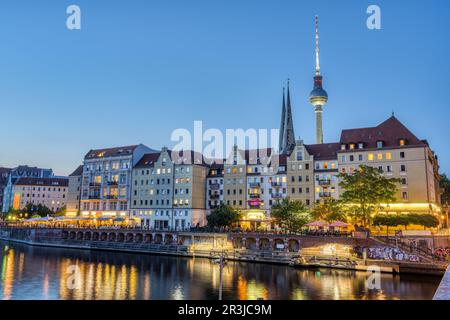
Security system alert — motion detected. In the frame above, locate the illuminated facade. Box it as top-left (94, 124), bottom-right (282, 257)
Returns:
top-left (8, 177), bottom-right (68, 212)
top-left (80, 144), bottom-right (154, 218)
top-left (130, 147), bottom-right (208, 230)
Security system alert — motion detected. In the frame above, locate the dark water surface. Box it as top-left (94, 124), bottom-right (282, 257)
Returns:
top-left (0, 240), bottom-right (440, 300)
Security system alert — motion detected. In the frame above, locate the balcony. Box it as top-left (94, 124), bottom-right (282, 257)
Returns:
top-left (249, 182), bottom-right (261, 188)
top-left (89, 182), bottom-right (101, 187)
top-left (319, 192), bottom-right (332, 198)
top-left (249, 194), bottom-right (261, 199)
top-left (318, 179), bottom-right (331, 186)
top-left (209, 183), bottom-right (221, 190)
top-left (271, 181), bottom-right (283, 187)
top-left (209, 194), bottom-right (220, 200)
top-left (271, 193), bottom-right (283, 199)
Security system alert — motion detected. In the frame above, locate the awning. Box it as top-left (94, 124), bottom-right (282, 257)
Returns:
top-left (329, 221), bottom-right (349, 228)
top-left (306, 221), bottom-right (328, 227)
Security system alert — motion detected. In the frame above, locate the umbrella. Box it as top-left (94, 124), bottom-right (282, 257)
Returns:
top-left (329, 221), bottom-right (349, 228)
top-left (306, 221), bottom-right (328, 227)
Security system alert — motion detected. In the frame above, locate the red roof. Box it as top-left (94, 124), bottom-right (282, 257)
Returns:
top-left (305, 143), bottom-right (340, 160)
top-left (134, 152), bottom-right (161, 168)
top-left (340, 116), bottom-right (426, 149)
top-left (15, 177), bottom-right (68, 187)
top-left (84, 145), bottom-right (139, 159)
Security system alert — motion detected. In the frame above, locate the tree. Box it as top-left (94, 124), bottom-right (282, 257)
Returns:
top-left (338, 165), bottom-right (400, 227)
top-left (312, 199), bottom-right (346, 223)
top-left (22, 203), bottom-right (53, 217)
top-left (271, 198), bottom-right (312, 233)
top-left (207, 204), bottom-right (240, 230)
top-left (408, 214), bottom-right (440, 230)
top-left (440, 174), bottom-right (450, 205)
top-left (55, 206), bottom-right (67, 217)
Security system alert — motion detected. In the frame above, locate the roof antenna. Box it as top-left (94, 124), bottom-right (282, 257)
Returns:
top-left (392, 110), bottom-right (395, 117)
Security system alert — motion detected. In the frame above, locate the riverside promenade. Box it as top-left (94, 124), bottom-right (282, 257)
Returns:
top-left (0, 226), bottom-right (447, 276)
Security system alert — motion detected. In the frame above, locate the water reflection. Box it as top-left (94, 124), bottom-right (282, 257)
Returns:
top-left (0, 241), bottom-right (440, 300)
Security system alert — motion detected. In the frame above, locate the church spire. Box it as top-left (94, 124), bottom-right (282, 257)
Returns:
top-left (279, 87), bottom-right (286, 153)
top-left (282, 79), bottom-right (296, 154)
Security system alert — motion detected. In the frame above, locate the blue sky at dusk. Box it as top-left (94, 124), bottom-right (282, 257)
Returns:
top-left (0, 0), bottom-right (449, 175)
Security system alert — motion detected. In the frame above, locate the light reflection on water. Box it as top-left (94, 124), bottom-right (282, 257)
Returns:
top-left (0, 241), bottom-right (440, 300)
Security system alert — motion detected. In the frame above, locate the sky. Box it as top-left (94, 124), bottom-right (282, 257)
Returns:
top-left (0, 0), bottom-right (449, 176)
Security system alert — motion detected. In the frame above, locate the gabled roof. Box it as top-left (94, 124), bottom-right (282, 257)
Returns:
top-left (134, 152), bottom-right (162, 168)
top-left (15, 177), bottom-right (68, 187)
top-left (84, 145), bottom-right (140, 159)
top-left (69, 165), bottom-right (83, 177)
top-left (340, 116), bottom-right (426, 149)
top-left (304, 143), bottom-right (340, 160)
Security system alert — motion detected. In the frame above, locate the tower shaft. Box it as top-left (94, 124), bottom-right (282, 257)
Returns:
top-left (315, 106), bottom-right (323, 144)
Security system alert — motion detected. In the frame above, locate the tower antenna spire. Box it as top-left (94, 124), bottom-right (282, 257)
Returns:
top-left (315, 15), bottom-right (320, 76)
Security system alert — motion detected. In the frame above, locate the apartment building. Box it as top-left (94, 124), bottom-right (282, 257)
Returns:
top-left (130, 147), bottom-right (208, 230)
top-left (10, 177), bottom-right (68, 212)
top-left (80, 144), bottom-right (154, 218)
top-left (286, 141), bottom-right (315, 207)
top-left (66, 165), bottom-right (83, 216)
top-left (337, 115), bottom-right (441, 215)
top-left (2, 166), bottom-right (54, 212)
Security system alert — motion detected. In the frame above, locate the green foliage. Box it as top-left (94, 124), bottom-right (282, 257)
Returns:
top-left (270, 198), bottom-right (312, 232)
top-left (312, 199), bottom-right (346, 223)
top-left (338, 165), bottom-right (400, 227)
top-left (373, 213), bottom-right (440, 230)
top-left (21, 203), bottom-right (53, 217)
top-left (55, 206), bottom-right (67, 217)
top-left (207, 204), bottom-right (241, 229)
top-left (440, 174), bottom-right (450, 205)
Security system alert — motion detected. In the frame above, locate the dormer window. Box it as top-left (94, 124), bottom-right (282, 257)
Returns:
top-left (358, 142), bottom-right (364, 149)
top-left (341, 144), bottom-right (346, 151)
top-left (349, 143), bottom-right (355, 150)
top-left (399, 139), bottom-right (406, 146)
top-left (376, 141), bottom-right (384, 149)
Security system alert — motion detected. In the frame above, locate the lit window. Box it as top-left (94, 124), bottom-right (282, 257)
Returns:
top-left (386, 152), bottom-right (392, 160)
top-left (377, 153), bottom-right (383, 160)
top-left (368, 154), bottom-right (374, 161)
top-left (399, 139), bottom-right (405, 146)
top-left (358, 143), bottom-right (364, 149)
top-left (331, 163), bottom-right (335, 169)
top-left (341, 144), bottom-right (346, 151)
top-left (323, 162), bottom-right (328, 169)
top-left (349, 144), bottom-right (355, 150)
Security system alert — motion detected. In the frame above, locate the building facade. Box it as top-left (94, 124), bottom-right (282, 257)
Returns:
top-left (9, 177), bottom-right (68, 212)
top-left (80, 144), bottom-right (154, 218)
top-left (0, 167), bottom-right (11, 212)
top-left (2, 166), bottom-right (54, 212)
top-left (130, 148), bottom-right (208, 230)
top-left (66, 165), bottom-right (83, 216)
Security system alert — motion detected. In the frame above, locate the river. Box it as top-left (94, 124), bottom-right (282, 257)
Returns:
top-left (0, 240), bottom-right (440, 300)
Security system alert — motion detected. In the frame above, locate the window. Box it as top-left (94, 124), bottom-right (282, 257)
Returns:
top-left (358, 143), bottom-right (364, 149)
top-left (399, 139), bottom-right (406, 146)
top-left (400, 164), bottom-right (406, 172)
top-left (349, 143), bottom-right (355, 150)
top-left (341, 144), bottom-right (346, 151)
top-left (400, 152), bottom-right (405, 159)
top-left (377, 141), bottom-right (384, 148)
top-left (377, 153), bottom-right (383, 160)
top-left (402, 192), bottom-right (408, 200)
top-left (368, 154), bottom-right (374, 161)
top-left (341, 155), bottom-right (346, 162)
top-left (358, 154), bottom-right (363, 161)
top-left (386, 165), bottom-right (392, 173)
top-left (401, 178), bottom-right (407, 185)
top-left (386, 152), bottom-right (392, 160)
top-left (349, 155), bottom-right (354, 162)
